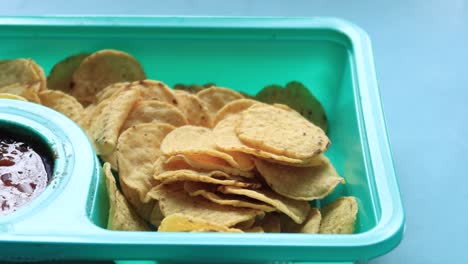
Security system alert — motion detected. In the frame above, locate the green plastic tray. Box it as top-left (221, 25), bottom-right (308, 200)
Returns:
top-left (0, 17), bottom-right (404, 263)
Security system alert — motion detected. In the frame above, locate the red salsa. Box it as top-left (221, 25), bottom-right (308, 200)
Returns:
top-left (0, 134), bottom-right (53, 216)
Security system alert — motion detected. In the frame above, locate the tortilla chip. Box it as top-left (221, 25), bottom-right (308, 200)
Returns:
top-left (116, 123), bottom-right (174, 220)
top-left (94, 82), bottom-right (131, 104)
top-left (103, 162), bottom-right (150, 231)
top-left (89, 88), bottom-right (140, 155)
top-left (165, 154), bottom-right (254, 178)
top-left (254, 156), bottom-right (344, 200)
top-left (174, 90), bottom-right (212, 127)
top-left (38, 90), bottom-right (84, 124)
top-left (256, 81), bottom-right (328, 132)
top-left (217, 186), bottom-right (310, 224)
top-left (0, 93), bottom-right (27, 101)
top-left (70, 49), bottom-right (146, 105)
top-left (131, 80), bottom-right (178, 106)
top-left (213, 115), bottom-right (319, 167)
top-left (0, 59), bottom-right (46, 91)
top-left (319, 197), bottom-right (358, 234)
top-left (159, 213), bottom-right (242, 233)
top-left (47, 53), bottom-right (90, 93)
top-left (279, 208), bottom-right (321, 233)
top-left (197, 87), bottom-right (244, 116)
top-left (148, 183), bottom-right (263, 227)
top-left (0, 82), bottom-right (41, 103)
top-left (161, 125), bottom-right (253, 170)
top-left (213, 99), bottom-right (260, 125)
top-left (184, 182), bottom-right (274, 211)
top-left (234, 218), bottom-right (256, 230)
top-left (236, 104), bottom-right (329, 160)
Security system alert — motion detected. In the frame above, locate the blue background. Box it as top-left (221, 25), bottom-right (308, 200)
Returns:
top-left (1, 1), bottom-right (467, 263)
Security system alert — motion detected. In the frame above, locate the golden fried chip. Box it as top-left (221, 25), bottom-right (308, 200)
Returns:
top-left (0, 93), bottom-right (27, 101)
top-left (78, 104), bottom-right (97, 132)
top-left (173, 83), bottom-right (207, 93)
top-left (0, 82), bottom-right (41, 103)
top-left (132, 80), bottom-right (178, 105)
top-left (0, 59), bottom-right (46, 91)
top-left (103, 162), bottom-right (150, 231)
top-left (256, 81), bottom-right (328, 132)
top-left (89, 88), bottom-right (140, 155)
top-left (47, 53), bottom-right (90, 93)
top-left (184, 182), bottom-right (274, 211)
top-left (174, 90), bottom-right (212, 127)
top-left (38, 90), bottom-right (84, 124)
top-left (159, 213), bottom-right (242, 233)
top-left (261, 213), bottom-right (281, 233)
top-left (197, 87), bottom-right (244, 115)
top-left (254, 157), bottom-right (344, 200)
top-left (154, 163), bottom-right (259, 188)
top-left (213, 99), bottom-right (260, 125)
top-left (71, 49), bottom-right (146, 105)
top-left (236, 104), bottom-right (329, 160)
top-left (234, 218), bottom-right (256, 230)
top-left (217, 186), bottom-right (310, 224)
top-left (214, 115), bottom-right (319, 167)
top-left (148, 183), bottom-right (263, 227)
top-left (94, 82), bottom-right (131, 104)
top-left (116, 123), bottom-right (174, 219)
top-left (165, 154), bottom-right (254, 178)
top-left (319, 197), bottom-right (358, 234)
top-left (279, 208), bottom-right (321, 233)
top-left (161, 126), bottom-right (253, 170)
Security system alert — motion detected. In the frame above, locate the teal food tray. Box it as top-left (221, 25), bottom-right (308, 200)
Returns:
top-left (0, 17), bottom-right (404, 263)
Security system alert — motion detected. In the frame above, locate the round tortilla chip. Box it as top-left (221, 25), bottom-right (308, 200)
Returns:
top-left (103, 162), bottom-right (150, 231)
top-left (70, 49), bottom-right (146, 105)
top-left (0, 82), bottom-right (41, 103)
top-left (197, 87), bottom-right (244, 116)
top-left (217, 186), bottom-right (310, 224)
top-left (161, 125), bottom-right (253, 170)
top-left (0, 59), bottom-right (46, 92)
top-left (47, 53), bottom-right (90, 93)
top-left (131, 80), bottom-right (178, 105)
top-left (165, 154), bottom-right (254, 178)
top-left (147, 183), bottom-right (263, 227)
top-left (254, 156), bottom-right (344, 201)
top-left (236, 104), bottom-right (329, 160)
top-left (158, 213), bottom-right (242, 233)
top-left (116, 123), bottom-right (174, 220)
top-left (319, 196), bottom-right (358, 234)
top-left (121, 100), bottom-right (188, 132)
top-left (213, 99), bottom-right (260, 125)
top-left (213, 115), bottom-right (320, 167)
top-left (38, 90), bottom-right (84, 124)
top-left (174, 90), bottom-right (212, 127)
top-left (0, 93), bottom-right (27, 101)
top-left (184, 182), bottom-right (275, 212)
top-left (94, 82), bottom-right (131, 104)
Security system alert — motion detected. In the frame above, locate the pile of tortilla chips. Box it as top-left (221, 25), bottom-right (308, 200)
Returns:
top-left (0, 49), bottom-right (358, 234)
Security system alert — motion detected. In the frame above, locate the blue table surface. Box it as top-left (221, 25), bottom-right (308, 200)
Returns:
top-left (1, 1), bottom-right (467, 263)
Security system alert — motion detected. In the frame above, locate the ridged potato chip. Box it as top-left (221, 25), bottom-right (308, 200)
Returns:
top-left (174, 90), bottom-right (212, 127)
top-left (0, 59), bottom-right (46, 91)
top-left (165, 154), bottom-right (254, 178)
top-left (70, 49), bottom-right (146, 105)
top-left (319, 197), bottom-right (358, 234)
top-left (159, 213), bottom-right (242, 233)
top-left (161, 126), bottom-right (254, 171)
top-left (197, 87), bottom-right (244, 116)
top-left (47, 53), bottom-right (90, 93)
top-left (214, 115), bottom-right (319, 167)
top-left (184, 182), bottom-right (274, 212)
top-left (217, 186), bottom-right (310, 224)
top-left (89, 88), bottom-right (140, 155)
top-left (116, 123), bottom-right (174, 220)
top-left (38, 90), bottom-right (84, 124)
top-left (104, 163), bottom-right (150, 231)
top-left (148, 183), bottom-right (263, 227)
top-left (256, 81), bottom-right (328, 132)
top-left (0, 93), bottom-right (27, 101)
top-left (0, 82), bottom-right (41, 103)
top-left (236, 104), bottom-right (329, 160)
top-left (254, 156), bottom-right (344, 201)
top-left (213, 99), bottom-right (259, 125)
top-left (121, 100), bottom-right (188, 132)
